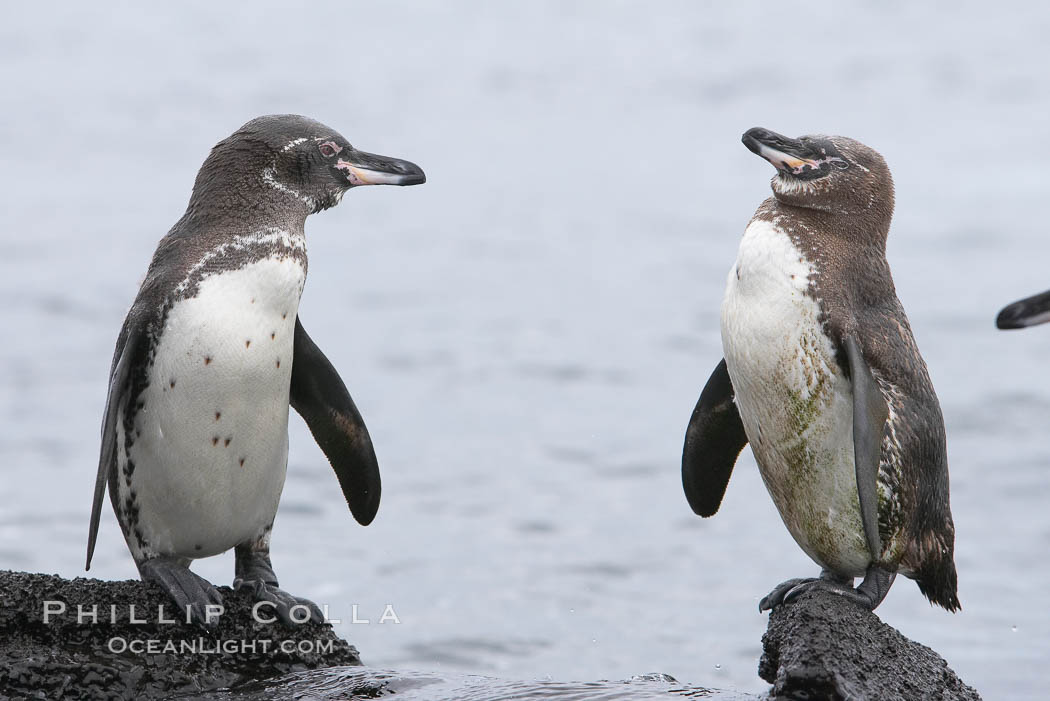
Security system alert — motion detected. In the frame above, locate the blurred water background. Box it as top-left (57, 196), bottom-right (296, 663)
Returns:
top-left (1, 2), bottom-right (1048, 698)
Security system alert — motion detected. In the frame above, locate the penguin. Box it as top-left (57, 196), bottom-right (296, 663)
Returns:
top-left (86, 115), bottom-right (425, 625)
top-left (682, 127), bottom-right (959, 612)
top-left (997, 289), bottom-right (1050, 329)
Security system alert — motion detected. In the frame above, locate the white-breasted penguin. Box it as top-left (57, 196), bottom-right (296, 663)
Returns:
top-left (86, 114), bottom-right (425, 625)
top-left (682, 128), bottom-right (960, 612)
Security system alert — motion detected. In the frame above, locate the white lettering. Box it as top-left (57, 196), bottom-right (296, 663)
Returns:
top-left (204, 604), bottom-right (224, 625)
top-left (42, 601), bottom-right (66, 623)
top-left (289, 604), bottom-right (311, 624)
top-left (379, 605), bottom-right (401, 624)
top-left (253, 601), bottom-right (277, 624)
top-left (77, 604), bottom-right (98, 624)
top-left (157, 605), bottom-right (176, 624)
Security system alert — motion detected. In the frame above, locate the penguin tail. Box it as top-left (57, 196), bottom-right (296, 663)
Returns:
top-left (910, 528), bottom-right (961, 612)
top-left (916, 558), bottom-right (960, 612)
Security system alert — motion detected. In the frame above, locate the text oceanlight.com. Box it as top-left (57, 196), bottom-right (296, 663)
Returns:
top-left (107, 638), bottom-right (336, 655)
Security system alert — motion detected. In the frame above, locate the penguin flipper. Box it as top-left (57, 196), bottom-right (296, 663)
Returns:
top-left (844, 335), bottom-right (889, 562)
top-left (682, 358), bottom-right (749, 517)
top-left (290, 317), bottom-right (381, 525)
top-left (87, 313), bottom-right (144, 570)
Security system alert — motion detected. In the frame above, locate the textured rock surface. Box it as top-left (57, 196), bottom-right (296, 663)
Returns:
top-left (760, 589), bottom-right (981, 701)
top-left (0, 569), bottom-right (361, 699)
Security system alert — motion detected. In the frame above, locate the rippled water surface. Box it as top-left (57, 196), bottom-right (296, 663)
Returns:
top-left (2, 2), bottom-right (1049, 698)
top-left (209, 669), bottom-right (752, 701)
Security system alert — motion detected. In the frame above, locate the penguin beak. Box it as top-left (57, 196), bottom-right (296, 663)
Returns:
top-left (335, 148), bottom-right (426, 187)
top-left (742, 127), bottom-right (823, 176)
top-left (996, 289), bottom-right (1050, 329)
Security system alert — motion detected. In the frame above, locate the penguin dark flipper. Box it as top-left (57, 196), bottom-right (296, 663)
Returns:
top-left (86, 312), bottom-right (145, 571)
top-left (844, 334), bottom-right (888, 566)
top-left (996, 288), bottom-right (1050, 329)
top-left (290, 317), bottom-right (381, 525)
top-left (682, 359), bottom-right (749, 517)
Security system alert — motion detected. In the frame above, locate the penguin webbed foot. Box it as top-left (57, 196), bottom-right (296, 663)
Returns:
top-left (760, 565), bottom-right (895, 612)
top-left (233, 547), bottom-right (324, 625)
top-left (759, 576), bottom-right (820, 611)
top-left (234, 577), bottom-right (325, 626)
top-left (139, 557), bottom-right (224, 627)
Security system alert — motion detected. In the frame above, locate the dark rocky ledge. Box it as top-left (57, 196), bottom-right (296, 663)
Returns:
top-left (0, 569), bottom-right (361, 699)
top-left (1, 569), bottom-right (983, 700)
top-left (760, 589), bottom-right (981, 701)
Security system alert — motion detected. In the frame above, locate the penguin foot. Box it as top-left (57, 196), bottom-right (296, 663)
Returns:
top-left (233, 547), bottom-right (324, 625)
top-left (139, 557), bottom-right (224, 627)
top-left (759, 577), bottom-right (818, 611)
top-left (235, 577), bottom-right (325, 625)
top-left (760, 566), bottom-right (896, 612)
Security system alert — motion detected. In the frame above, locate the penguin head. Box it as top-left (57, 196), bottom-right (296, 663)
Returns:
top-left (193, 114), bottom-right (425, 215)
top-left (742, 128), bottom-right (893, 225)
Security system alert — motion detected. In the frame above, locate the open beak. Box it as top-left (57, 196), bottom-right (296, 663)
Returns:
top-left (996, 289), bottom-right (1050, 329)
top-left (741, 127), bottom-right (822, 175)
top-left (335, 148), bottom-right (426, 187)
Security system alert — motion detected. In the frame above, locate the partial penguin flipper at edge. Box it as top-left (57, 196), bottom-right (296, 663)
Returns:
top-left (682, 358), bottom-right (749, 517)
top-left (291, 316), bottom-right (381, 525)
top-left (87, 310), bottom-right (146, 570)
top-left (996, 288), bottom-right (1050, 329)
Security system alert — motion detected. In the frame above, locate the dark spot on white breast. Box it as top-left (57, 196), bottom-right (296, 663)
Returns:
top-left (271, 332), bottom-right (276, 340)
top-left (246, 340), bottom-right (251, 348)
top-left (276, 359), bottom-right (281, 369)
top-left (204, 356), bottom-right (212, 365)
top-left (239, 457), bottom-right (245, 467)
top-left (282, 312), bottom-right (287, 319)
top-left (215, 411), bottom-right (221, 421)
top-left (224, 437), bottom-right (231, 447)
top-left (169, 380), bottom-right (176, 389)
top-left (212, 436), bottom-right (219, 446)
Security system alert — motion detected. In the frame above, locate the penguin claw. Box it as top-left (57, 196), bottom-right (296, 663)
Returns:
top-left (139, 558), bottom-right (224, 627)
top-left (236, 578), bottom-right (325, 625)
top-left (781, 577), bottom-right (854, 606)
top-left (759, 577), bottom-right (817, 611)
top-left (761, 566), bottom-right (896, 612)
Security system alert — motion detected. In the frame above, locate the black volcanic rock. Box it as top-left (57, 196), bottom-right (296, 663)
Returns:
top-left (0, 569), bottom-right (361, 699)
top-left (760, 589), bottom-right (981, 701)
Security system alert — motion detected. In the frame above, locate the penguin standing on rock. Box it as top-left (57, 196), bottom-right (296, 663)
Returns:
top-left (86, 115), bottom-right (425, 625)
top-left (682, 128), bottom-right (959, 612)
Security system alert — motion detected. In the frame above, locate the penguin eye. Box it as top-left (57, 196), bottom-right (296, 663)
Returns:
top-left (318, 141), bottom-right (342, 158)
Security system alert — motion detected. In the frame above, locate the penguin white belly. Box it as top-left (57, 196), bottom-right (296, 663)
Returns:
top-left (120, 255), bottom-right (305, 560)
top-left (720, 219), bottom-right (869, 576)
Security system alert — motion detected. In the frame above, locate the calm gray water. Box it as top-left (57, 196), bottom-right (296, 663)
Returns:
top-left (1, 2), bottom-right (1048, 698)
